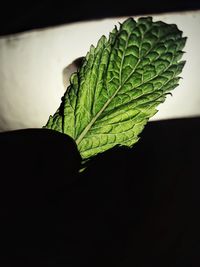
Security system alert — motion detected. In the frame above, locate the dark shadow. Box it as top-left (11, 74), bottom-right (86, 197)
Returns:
top-left (78, 117), bottom-right (200, 266)
top-left (62, 57), bottom-right (84, 89)
top-left (0, 118), bottom-right (200, 266)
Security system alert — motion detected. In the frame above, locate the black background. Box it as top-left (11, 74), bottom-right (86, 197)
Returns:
top-left (0, 0), bottom-right (200, 36)
top-left (0, 118), bottom-right (200, 266)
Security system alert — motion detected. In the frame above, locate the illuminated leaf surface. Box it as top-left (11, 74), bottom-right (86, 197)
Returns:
top-left (45, 17), bottom-right (186, 159)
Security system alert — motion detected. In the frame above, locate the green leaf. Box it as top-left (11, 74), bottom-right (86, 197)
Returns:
top-left (45, 17), bottom-right (186, 159)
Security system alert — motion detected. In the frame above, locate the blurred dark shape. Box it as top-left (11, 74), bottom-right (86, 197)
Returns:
top-left (63, 57), bottom-right (84, 89)
top-left (0, 129), bottom-right (81, 264)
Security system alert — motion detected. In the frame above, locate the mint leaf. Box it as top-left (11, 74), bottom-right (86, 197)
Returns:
top-left (45, 17), bottom-right (186, 159)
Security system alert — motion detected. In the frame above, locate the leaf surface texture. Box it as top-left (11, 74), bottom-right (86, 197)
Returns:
top-left (45, 17), bottom-right (186, 159)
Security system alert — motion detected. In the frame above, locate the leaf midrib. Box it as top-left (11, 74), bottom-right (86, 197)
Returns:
top-left (75, 41), bottom-right (141, 145)
top-left (75, 23), bottom-right (173, 146)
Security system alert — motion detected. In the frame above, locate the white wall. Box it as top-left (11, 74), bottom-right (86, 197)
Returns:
top-left (0, 10), bottom-right (200, 131)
